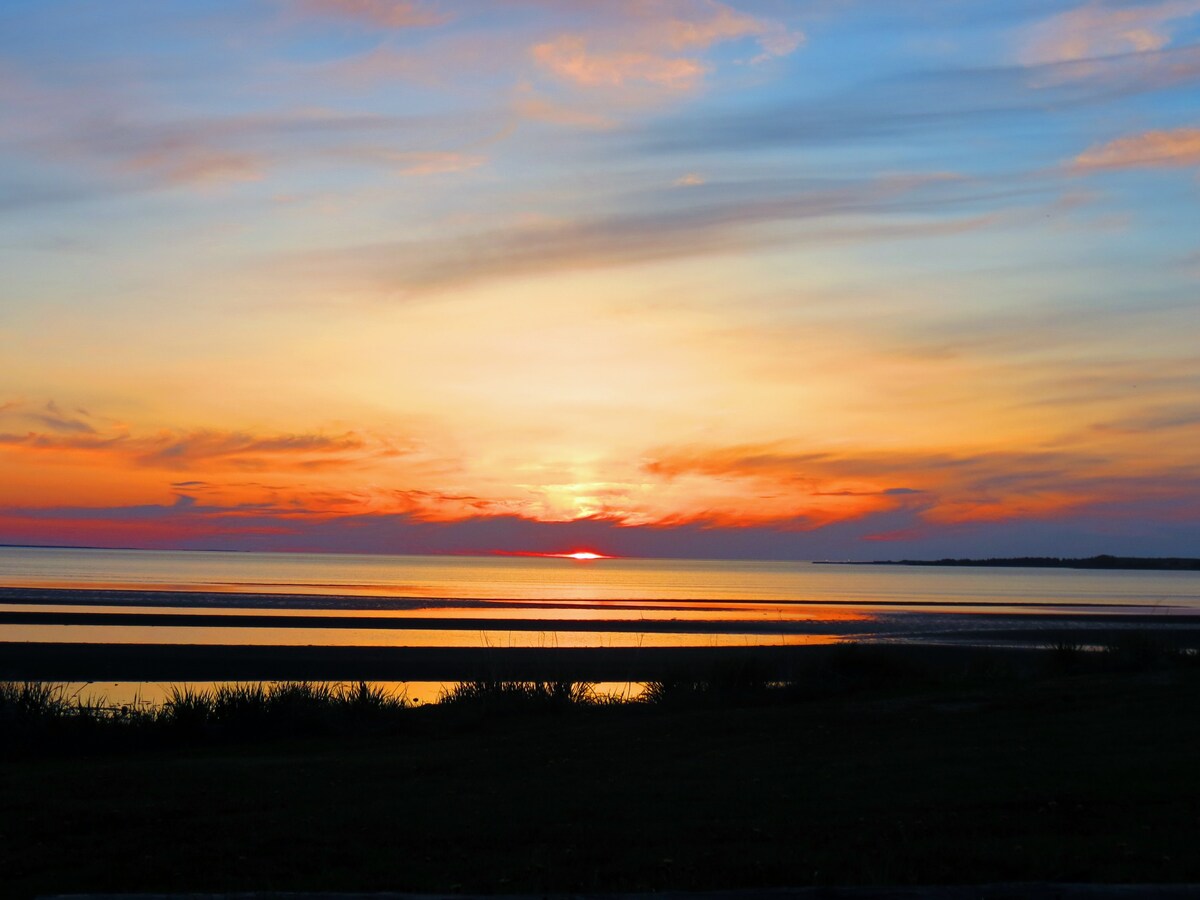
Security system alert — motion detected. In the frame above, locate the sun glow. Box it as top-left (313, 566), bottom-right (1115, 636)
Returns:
top-left (559, 551), bottom-right (608, 560)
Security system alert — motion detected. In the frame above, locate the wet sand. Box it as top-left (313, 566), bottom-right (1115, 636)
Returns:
top-left (6, 585), bottom-right (1200, 682)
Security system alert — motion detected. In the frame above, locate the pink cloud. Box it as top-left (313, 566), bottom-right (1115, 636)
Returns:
top-left (121, 145), bottom-right (264, 187)
top-left (1073, 127), bottom-right (1200, 170)
top-left (532, 0), bottom-right (802, 93)
top-left (533, 36), bottom-right (708, 90)
top-left (512, 88), bottom-right (616, 129)
top-left (296, 0), bottom-right (448, 29)
top-left (1021, 0), bottom-right (1200, 65)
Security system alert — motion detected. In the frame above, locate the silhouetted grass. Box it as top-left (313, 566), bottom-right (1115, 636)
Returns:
top-left (438, 679), bottom-right (595, 711)
top-left (0, 681), bottom-right (73, 721)
top-left (10, 646), bottom-right (1200, 898)
top-left (1101, 632), bottom-right (1176, 671)
top-left (642, 657), bottom-right (777, 705)
top-left (162, 680), bottom-right (410, 737)
top-left (0, 679), bottom-right (411, 753)
top-left (1041, 632), bottom-right (1200, 676)
top-left (5, 635), bottom-right (1200, 754)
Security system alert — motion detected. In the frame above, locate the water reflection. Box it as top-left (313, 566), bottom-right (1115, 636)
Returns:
top-left (4, 547), bottom-right (1199, 608)
top-left (0, 624), bottom-right (841, 648)
top-left (3, 547), bottom-right (1200, 653)
top-left (65, 680), bottom-right (647, 708)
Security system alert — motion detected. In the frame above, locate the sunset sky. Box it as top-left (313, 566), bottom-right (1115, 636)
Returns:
top-left (2, 0), bottom-right (1199, 559)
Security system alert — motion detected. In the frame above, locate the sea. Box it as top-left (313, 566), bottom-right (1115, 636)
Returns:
top-left (3, 546), bottom-right (1199, 704)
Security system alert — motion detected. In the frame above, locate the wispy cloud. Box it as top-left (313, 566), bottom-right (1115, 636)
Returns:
top-left (295, 0), bottom-right (449, 29)
top-left (1073, 126), bottom-right (1200, 169)
top-left (0, 420), bottom-right (402, 472)
top-left (349, 148), bottom-right (487, 176)
top-left (30, 401), bottom-right (97, 435)
top-left (1020, 0), bottom-right (1200, 65)
top-left (288, 171), bottom-right (1051, 294)
top-left (533, 36), bottom-right (709, 91)
top-left (642, 440), bottom-right (1200, 530)
top-left (532, 0), bottom-right (802, 95)
top-left (1, 64), bottom-right (499, 197)
top-left (120, 144), bottom-right (264, 187)
top-left (2, 401), bottom-right (98, 435)
top-left (639, 40), bottom-right (1200, 161)
top-left (136, 431), bottom-right (373, 468)
top-left (511, 86), bottom-right (617, 130)
top-left (1092, 402), bottom-right (1200, 433)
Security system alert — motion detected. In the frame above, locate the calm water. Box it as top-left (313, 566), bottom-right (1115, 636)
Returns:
top-left (3, 546), bottom-right (1200, 650)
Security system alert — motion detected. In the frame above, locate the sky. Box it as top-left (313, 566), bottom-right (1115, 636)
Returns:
top-left (1, 0), bottom-right (1199, 560)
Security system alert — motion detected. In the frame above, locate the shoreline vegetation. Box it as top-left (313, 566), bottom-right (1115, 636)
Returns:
top-left (4, 638), bottom-right (1200, 751)
top-left (819, 554), bottom-right (1200, 570)
top-left (5, 639), bottom-right (1200, 896)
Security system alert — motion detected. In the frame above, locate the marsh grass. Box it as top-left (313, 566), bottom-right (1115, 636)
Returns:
top-left (642, 658), bottom-right (778, 705)
top-left (10, 641), bottom-right (1200, 897)
top-left (1101, 632), bottom-right (1175, 670)
top-left (6, 635), bottom-right (1200, 754)
top-left (0, 680), bottom-right (411, 753)
top-left (160, 680), bottom-right (410, 737)
top-left (0, 681), bottom-right (74, 723)
top-left (438, 679), bottom-right (596, 711)
top-left (12, 664), bottom-right (1200, 898)
top-left (1041, 632), bottom-right (1200, 675)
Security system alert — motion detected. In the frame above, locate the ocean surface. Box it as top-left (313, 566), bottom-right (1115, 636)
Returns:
top-left (3, 546), bottom-right (1200, 652)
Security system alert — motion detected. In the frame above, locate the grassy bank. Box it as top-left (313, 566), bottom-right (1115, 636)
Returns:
top-left (3, 641), bottom-right (1200, 897)
top-left (3, 636), bottom-right (1198, 750)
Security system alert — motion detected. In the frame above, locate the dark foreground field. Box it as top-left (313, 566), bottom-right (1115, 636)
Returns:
top-left (4, 646), bottom-right (1200, 899)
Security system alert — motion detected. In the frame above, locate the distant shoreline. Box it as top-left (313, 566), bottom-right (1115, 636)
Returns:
top-left (818, 555), bottom-right (1200, 571)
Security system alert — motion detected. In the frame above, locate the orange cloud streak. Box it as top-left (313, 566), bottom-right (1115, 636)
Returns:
top-left (1073, 127), bottom-right (1200, 170)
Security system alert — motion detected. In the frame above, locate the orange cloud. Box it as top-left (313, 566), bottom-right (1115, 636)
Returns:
top-left (639, 441), bottom-right (1198, 532)
top-left (1073, 127), bottom-right (1200, 170)
top-left (1021, 0), bottom-right (1200, 65)
top-left (533, 36), bottom-right (707, 90)
top-left (532, 0), bottom-right (801, 93)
